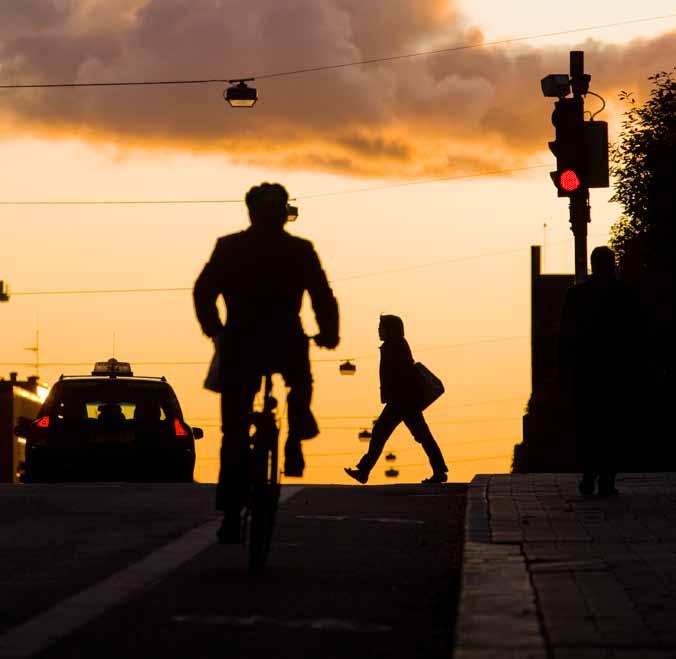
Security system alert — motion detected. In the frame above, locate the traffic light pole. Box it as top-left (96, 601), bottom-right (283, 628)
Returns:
top-left (569, 51), bottom-right (591, 284)
top-left (569, 189), bottom-right (590, 283)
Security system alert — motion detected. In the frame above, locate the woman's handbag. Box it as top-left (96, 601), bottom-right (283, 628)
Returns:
top-left (415, 362), bottom-right (445, 410)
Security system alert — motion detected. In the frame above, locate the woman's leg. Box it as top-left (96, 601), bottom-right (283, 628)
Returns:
top-left (403, 411), bottom-right (447, 473)
top-left (356, 404), bottom-right (402, 476)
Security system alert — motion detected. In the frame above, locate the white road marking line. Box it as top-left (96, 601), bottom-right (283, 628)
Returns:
top-left (171, 614), bottom-right (391, 632)
top-left (0, 485), bottom-right (303, 659)
top-left (361, 517), bottom-right (425, 525)
top-left (295, 514), bottom-right (424, 525)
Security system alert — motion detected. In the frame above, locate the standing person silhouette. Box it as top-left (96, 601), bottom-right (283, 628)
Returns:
top-left (558, 246), bottom-right (642, 496)
top-left (345, 315), bottom-right (448, 484)
top-left (194, 182), bottom-right (339, 542)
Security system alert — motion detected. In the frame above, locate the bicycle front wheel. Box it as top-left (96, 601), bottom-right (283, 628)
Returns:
top-left (248, 482), bottom-right (278, 572)
top-left (248, 431), bottom-right (280, 573)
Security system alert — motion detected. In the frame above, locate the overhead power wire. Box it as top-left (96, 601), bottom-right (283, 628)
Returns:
top-left (197, 417), bottom-right (518, 429)
top-left (7, 257), bottom-right (518, 296)
top-left (414, 335), bottom-right (526, 355)
top-left (170, 399), bottom-right (526, 423)
top-left (332, 247), bottom-right (530, 283)
top-left (251, 15), bottom-right (676, 81)
top-left (0, 77), bottom-right (229, 90)
top-left (8, 244), bottom-right (536, 297)
top-left (248, 396), bottom-right (524, 420)
top-left (11, 287), bottom-right (191, 297)
top-left (313, 335), bottom-right (528, 365)
top-left (305, 438), bottom-right (519, 457)
top-left (0, 199), bottom-right (243, 206)
top-left (199, 453), bottom-right (511, 464)
top-left (0, 164), bottom-right (546, 206)
top-left (0, 336), bottom-right (528, 368)
top-left (292, 455), bottom-right (512, 468)
top-left (0, 14), bottom-right (674, 90)
top-left (320, 417), bottom-right (518, 429)
top-left (299, 165), bottom-right (547, 200)
top-left (9, 230), bottom-right (606, 299)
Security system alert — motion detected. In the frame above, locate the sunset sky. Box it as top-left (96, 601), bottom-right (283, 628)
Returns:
top-left (1, 0), bottom-right (675, 484)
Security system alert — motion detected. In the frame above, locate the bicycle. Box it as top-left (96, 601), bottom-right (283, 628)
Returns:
top-left (243, 372), bottom-right (281, 573)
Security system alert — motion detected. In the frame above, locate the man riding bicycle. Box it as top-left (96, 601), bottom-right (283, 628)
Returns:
top-left (193, 182), bottom-right (340, 542)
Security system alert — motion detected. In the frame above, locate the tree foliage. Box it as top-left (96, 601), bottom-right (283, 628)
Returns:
top-left (609, 69), bottom-right (675, 349)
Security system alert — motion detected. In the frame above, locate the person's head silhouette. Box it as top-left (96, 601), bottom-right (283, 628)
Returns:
top-left (245, 182), bottom-right (289, 230)
top-left (590, 246), bottom-right (616, 280)
top-left (379, 314), bottom-right (405, 341)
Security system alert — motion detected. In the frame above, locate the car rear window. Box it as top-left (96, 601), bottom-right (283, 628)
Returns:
top-left (41, 380), bottom-right (182, 421)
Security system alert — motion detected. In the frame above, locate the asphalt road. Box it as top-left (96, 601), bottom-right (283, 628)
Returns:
top-left (2, 483), bottom-right (466, 658)
top-left (0, 482), bottom-right (218, 634)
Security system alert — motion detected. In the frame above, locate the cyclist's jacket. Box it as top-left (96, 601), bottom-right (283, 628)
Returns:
top-left (194, 226), bottom-right (339, 372)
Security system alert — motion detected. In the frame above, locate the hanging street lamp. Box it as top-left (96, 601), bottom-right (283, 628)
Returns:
top-left (224, 79), bottom-right (257, 108)
top-left (339, 360), bottom-right (356, 375)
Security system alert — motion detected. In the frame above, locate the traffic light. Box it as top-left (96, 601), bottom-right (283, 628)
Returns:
top-left (548, 96), bottom-right (585, 197)
top-left (583, 120), bottom-right (609, 188)
top-left (0, 281), bottom-right (9, 302)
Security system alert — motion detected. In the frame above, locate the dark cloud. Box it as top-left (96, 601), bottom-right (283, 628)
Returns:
top-left (337, 133), bottom-right (412, 161)
top-left (0, 0), bottom-right (674, 177)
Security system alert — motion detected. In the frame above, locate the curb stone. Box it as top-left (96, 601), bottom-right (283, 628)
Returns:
top-left (453, 475), bottom-right (548, 659)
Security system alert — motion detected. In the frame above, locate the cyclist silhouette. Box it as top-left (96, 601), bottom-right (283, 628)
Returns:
top-left (194, 182), bottom-right (339, 540)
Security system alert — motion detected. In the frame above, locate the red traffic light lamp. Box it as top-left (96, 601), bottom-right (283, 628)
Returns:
top-left (548, 96), bottom-right (584, 197)
top-left (558, 169), bottom-right (581, 193)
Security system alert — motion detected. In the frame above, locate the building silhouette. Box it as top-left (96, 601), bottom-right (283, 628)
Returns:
top-left (513, 246), bottom-right (577, 472)
top-left (0, 373), bottom-right (43, 482)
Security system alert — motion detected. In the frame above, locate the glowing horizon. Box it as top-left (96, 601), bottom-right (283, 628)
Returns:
top-left (1, 0), bottom-right (674, 484)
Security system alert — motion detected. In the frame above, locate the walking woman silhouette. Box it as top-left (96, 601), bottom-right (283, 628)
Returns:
top-left (345, 315), bottom-right (448, 484)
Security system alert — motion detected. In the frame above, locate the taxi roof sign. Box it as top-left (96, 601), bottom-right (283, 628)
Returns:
top-left (92, 358), bottom-right (133, 377)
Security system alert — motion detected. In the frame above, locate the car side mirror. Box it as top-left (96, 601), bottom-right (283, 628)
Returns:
top-left (14, 416), bottom-right (33, 438)
top-left (192, 427), bottom-right (204, 440)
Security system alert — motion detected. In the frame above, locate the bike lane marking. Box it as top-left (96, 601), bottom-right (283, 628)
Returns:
top-left (295, 514), bottom-right (424, 524)
top-left (171, 613), bottom-right (392, 632)
top-left (0, 485), bottom-right (304, 659)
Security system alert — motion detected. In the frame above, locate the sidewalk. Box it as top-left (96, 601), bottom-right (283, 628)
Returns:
top-left (454, 473), bottom-right (676, 659)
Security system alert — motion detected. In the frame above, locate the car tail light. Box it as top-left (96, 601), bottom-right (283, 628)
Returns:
top-left (35, 416), bottom-right (50, 429)
top-left (174, 419), bottom-right (190, 437)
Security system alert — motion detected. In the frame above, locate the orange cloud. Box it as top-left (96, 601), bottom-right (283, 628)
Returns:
top-left (1, 1), bottom-right (674, 177)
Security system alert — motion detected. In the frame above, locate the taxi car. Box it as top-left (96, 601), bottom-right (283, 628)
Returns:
top-left (16, 359), bottom-right (203, 482)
